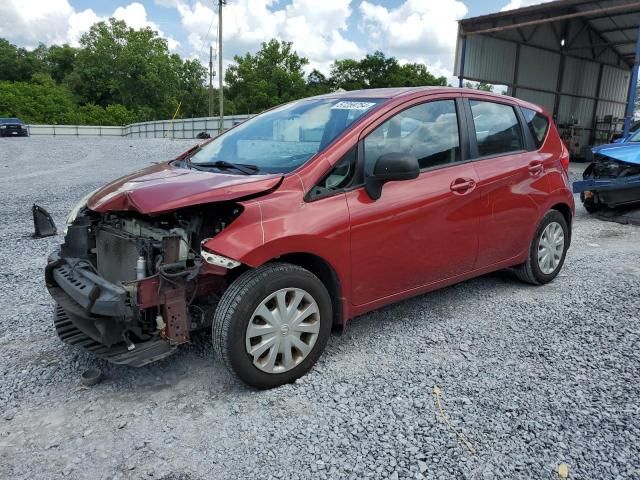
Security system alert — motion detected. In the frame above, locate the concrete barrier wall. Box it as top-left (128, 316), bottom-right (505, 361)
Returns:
top-left (123, 115), bottom-right (251, 138)
top-left (27, 125), bottom-right (124, 136)
top-left (27, 114), bottom-right (253, 139)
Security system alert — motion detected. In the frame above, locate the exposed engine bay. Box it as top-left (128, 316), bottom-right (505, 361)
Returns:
top-left (46, 203), bottom-right (243, 366)
top-left (574, 150), bottom-right (640, 213)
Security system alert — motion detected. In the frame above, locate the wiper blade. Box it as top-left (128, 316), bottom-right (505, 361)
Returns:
top-left (192, 160), bottom-right (260, 175)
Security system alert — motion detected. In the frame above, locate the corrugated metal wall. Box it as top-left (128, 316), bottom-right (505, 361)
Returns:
top-left (458, 35), bottom-right (516, 85)
top-left (596, 101), bottom-right (626, 120)
top-left (558, 96), bottom-right (595, 126)
top-left (600, 66), bottom-right (631, 103)
top-left (517, 46), bottom-right (560, 91)
top-left (455, 22), bottom-right (632, 146)
top-left (561, 57), bottom-right (599, 98)
top-left (516, 89), bottom-right (556, 113)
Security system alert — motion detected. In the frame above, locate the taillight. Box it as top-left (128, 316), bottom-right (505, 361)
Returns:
top-left (560, 145), bottom-right (570, 171)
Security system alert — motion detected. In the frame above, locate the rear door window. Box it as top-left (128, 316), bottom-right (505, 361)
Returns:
top-left (521, 108), bottom-right (549, 149)
top-left (469, 100), bottom-right (524, 157)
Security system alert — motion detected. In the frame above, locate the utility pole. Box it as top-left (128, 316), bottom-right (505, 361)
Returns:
top-left (218, 0), bottom-right (225, 134)
top-left (208, 45), bottom-right (214, 117)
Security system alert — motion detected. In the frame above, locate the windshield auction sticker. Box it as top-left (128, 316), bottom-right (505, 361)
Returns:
top-left (331, 101), bottom-right (377, 110)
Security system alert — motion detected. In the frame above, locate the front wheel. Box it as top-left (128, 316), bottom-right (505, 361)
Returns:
top-left (514, 210), bottom-right (569, 285)
top-left (212, 263), bottom-right (332, 389)
top-left (580, 192), bottom-right (601, 214)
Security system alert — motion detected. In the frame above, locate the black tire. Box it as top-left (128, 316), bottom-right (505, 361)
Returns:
top-left (580, 192), bottom-right (599, 214)
top-left (514, 210), bottom-right (569, 285)
top-left (212, 262), bottom-right (332, 389)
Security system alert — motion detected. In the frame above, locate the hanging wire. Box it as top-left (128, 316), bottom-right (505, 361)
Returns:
top-left (191, 3), bottom-right (220, 117)
top-left (173, 3), bottom-right (218, 124)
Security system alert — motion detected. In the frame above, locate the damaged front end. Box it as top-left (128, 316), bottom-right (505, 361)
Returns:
top-left (573, 144), bottom-right (640, 212)
top-left (46, 204), bottom-right (242, 366)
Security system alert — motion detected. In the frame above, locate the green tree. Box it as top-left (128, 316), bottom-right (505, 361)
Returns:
top-left (392, 63), bottom-right (447, 87)
top-left (305, 69), bottom-right (332, 96)
top-left (177, 58), bottom-right (208, 118)
top-left (0, 79), bottom-right (76, 123)
top-left (330, 58), bottom-right (367, 90)
top-left (359, 51), bottom-right (399, 88)
top-left (0, 39), bottom-right (45, 82)
top-left (0, 79), bottom-right (142, 125)
top-left (463, 81), bottom-right (493, 92)
top-left (68, 19), bottom-right (185, 119)
top-left (226, 39), bottom-right (309, 113)
top-left (45, 44), bottom-right (77, 83)
top-left (330, 51), bottom-right (446, 90)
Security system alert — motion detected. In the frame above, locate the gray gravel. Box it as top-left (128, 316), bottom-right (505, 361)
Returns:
top-left (1, 137), bottom-right (639, 480)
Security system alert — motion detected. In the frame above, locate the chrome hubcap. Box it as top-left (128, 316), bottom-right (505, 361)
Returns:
top-left (245, 288), bottom-right (320, 374)
top-left (537, 221), bottom-right (565, 275)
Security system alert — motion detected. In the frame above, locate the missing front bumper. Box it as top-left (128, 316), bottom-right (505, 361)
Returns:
top-left (46, 251), bottom-right (180, 366)
top-left (54, 305), bottom-right (175, 367)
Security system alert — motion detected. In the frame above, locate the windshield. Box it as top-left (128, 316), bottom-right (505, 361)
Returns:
top-left (186, 98), bottom-right (384, 174)
top-left (628, 129), bottom-right (640, 142)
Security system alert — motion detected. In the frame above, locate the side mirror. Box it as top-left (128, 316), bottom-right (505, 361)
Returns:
top-left (365, 152), bottom-right (420, 200)
top-left (32, 204), bottom-right (57, 238)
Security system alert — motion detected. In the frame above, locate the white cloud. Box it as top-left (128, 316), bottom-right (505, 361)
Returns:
top-left (356, 0), bottom-right (468, 82)
top-left (0, 0), bottom-right (98, 47)
top-left (113, 2), bottom-right (180, 50)
top-left (0, 0), bottom-right (474, 82)
top-left (67, 9), bottom-right (102, 45)
top-left (176, 0), bottom-right (361, 74)
top-left (359, 0), bottom-right (468, 57)
top-left (0, 0), bottom-right (179, 50)
top-left (500, 0), bottom-right (553, 12)
top-left (114, 2), bottom-right (157, 30)
top-left (154, 0), bottom-right (181, 6)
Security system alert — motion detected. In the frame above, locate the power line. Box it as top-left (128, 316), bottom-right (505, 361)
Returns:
top-left (189, 4), bottom-right (217, 120)
top-left (218, 0), bottom-right (226, 133)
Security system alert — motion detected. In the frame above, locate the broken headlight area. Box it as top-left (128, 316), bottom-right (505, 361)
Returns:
top-left (573, 153), bottom-right (640, 212)
top-left (46, 203), bottom-right (243, 366)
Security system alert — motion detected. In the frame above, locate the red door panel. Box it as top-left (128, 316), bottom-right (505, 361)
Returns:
top-left (472, 151), bottom-right (548, 268)
top-left (346, 163), bottom-right (479, 306)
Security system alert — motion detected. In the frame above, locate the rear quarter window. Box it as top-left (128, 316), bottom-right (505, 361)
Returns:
top-left (522, 108), bottom-right (549, 149)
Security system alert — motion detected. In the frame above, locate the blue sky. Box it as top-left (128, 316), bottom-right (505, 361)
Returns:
top-left (0, 0), bottom-right (542, 82)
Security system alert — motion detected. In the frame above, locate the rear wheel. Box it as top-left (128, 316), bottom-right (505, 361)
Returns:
top-left (212, 263), bottom-right (332, 389)
top-left (514, 210), bottom-right (569, 285)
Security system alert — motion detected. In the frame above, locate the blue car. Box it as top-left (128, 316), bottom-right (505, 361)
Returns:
top-left (611, 120), bottom-right (640, 143)
top-left (573, 130), bottom-right (640, 212)
top-left (0, 117), bottom-right (29, 137)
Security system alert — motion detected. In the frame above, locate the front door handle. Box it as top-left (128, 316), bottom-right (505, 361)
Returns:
top-left (528, 160), bottom-right (543, 176)
top-left (450, 178), bottom-right (476, 194)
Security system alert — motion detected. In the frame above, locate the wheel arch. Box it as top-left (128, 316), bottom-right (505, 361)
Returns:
top-left (273, 252), bottom-right (345, 328)
top-left (550, 202), bottom-right (573, 245)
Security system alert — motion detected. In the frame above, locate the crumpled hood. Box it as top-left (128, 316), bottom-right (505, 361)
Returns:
top-left (592, 142), bottom-right (640, 165)
top-left (87, 161), bottom-right (282, 214)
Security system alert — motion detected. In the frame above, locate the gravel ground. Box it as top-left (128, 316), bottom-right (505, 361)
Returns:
top-left (1, 137), bottom-right (639, 480)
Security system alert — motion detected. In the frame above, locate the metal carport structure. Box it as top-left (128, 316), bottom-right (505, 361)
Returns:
top-left (455, 0), bottom-right (640, 155)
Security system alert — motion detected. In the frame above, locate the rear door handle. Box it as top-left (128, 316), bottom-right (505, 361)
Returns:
top-left (528, 160), bottom-right (543, 175)
top-left (450, 178), bottom-right (476, 194)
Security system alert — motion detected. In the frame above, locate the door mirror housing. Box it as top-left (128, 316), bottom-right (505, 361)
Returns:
top-left (365, 152), bottom-right (420, 200)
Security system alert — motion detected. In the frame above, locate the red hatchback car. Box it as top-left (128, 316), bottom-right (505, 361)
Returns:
top-left (46, 87), bottom-right (574, 388)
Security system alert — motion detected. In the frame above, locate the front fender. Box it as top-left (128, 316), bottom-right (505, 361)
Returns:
top-left (201, 200), bottom-right (265, 263)
top-left (202, 187), bottom-right (351, 274)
